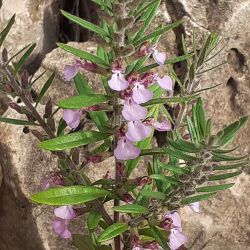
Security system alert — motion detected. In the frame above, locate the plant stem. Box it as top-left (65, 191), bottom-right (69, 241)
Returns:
top-left (0, 61), bottom-right (113, 226)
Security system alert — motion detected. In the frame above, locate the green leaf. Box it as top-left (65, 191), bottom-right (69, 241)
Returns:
top-left (61, 10), bottom-right (110, 38)
top-left (134, 19), bottom-right (183, 46)
top-left (140, 189), bottom-right (165, 200)
top-left (213, 162), bottom-right (248, 170)
top-left (181, 192), bottom-right (216, 205)
top-left (14, 43), bottom-right (36, 73)
top-left (74, 73), bottom-right (93, 95)
top-left (208, 171), bottom-right (242, 181)
top-left (150, 174), bottom-right (179, 185)
top-left (143, 95), bottom-right (199, 106)
top-left (0, 116), bottom-right (36, 126)
top-left (168, 139), bottom-right (201, 153)
top-left (72, 234), bottom-right (95, 250)
top-left (186, 117), bottom-right (199, 144)
top-left (87, 211), bottom-right (102, 230)
top-left (212, 153), bottom-right (248, 162)
top-left (57, 94), bottom-right (111, 109)
top-left (57, 118), bottom-right (67, 136)
top-left (57, 43), bottom-right (109, 68)
top-left (132, 0), bottom-right (161, 42)
top-left (165, 147), bottom-right (197, 161)
top-left (138, 54), bottom-right (194, 73)
top-left (97, 223), bottom-right (128, 242)
top-left (150, 226), bottom-right (168, 250)
top-left (196, 98), bottom-right (206, 137)
top-left (39, 131), bottom-right (111, 151)
top-left (216, 116), bottom-right (248, 146)
top-left (196, 183), bottom-right (234, 192)
top-left (35, 72), bottom-right (55, 107)
top-left (0, 14), bottom-right (15, 47)
top-left (31, 186), bottom-right (111, 205)
top-left (112, 204), bottom-right (149, 214)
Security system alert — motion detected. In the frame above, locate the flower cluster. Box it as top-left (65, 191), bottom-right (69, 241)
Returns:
top-left (109, 47), bottom-right (173, 160)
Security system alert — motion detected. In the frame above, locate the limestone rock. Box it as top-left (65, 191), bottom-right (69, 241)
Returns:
top-left (0, 0), bottom-right (59, 73)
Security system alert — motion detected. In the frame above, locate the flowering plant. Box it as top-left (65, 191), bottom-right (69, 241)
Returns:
top-left (0, 1), bottom-right (248, 250)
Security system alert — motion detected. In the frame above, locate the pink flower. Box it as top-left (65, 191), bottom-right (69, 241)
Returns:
top-left (156, 76), bottom-right (173, 91)
top-left (54, 205), bottom-right (76, 220)
top-left (108, 71), bottom-right (129, 91)
top-left (152, 120), bottom-right (172, 131)
top-left (122, 99), bottom-right (147, 121)
top-left (64, 64), bottom-right (79, 81)
top-left (169, 228), bottom-right (187, 250)
top-left (132, 83), bottom-right (153, 104)
top-left (164, 211), bottom-right (188, 250)
top-left (53, 205), bottom-right (76, 239)
top-left (189, 202), bottom-right (200, 213)
top-left (63, 109), bottom-right (82, 129)
top-left (53, 219), bottom-right (72, 239)
top-left (152, 48), bottom-right (166, 65)
top-left (114, 137), bottom-right (141, 160)
top-left (146, 241), bottom-right (161, 250)
top-left (126, 120), bottom-right (152, 142)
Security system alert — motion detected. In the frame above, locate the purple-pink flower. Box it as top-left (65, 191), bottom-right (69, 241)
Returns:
top-left (152, 48), bottom-right (166, 65)
top-left (189, 202), bottom-right (200, 213)
top-left (163, 211), bottom-right (188, 250)
top-left (122, 99), bottom-right (147, 121)
top-left (63, 109), bottom-right (82, 129)
top-left (64, 64), bottom-right (79, 81)
top-left (108, 71), bottom-right (129, 91)
top-left (126, 120), bottom-right (152, 142)
top-left (53, 205), bottom-right (76, 239)
top-left (152, 120), bottom-right (172, 131)
top-left (132, 82), bottom-right (153, 104)
top-left (156, 75), bottom-right (173, 91)
top-left (41, 174), bottom-right (63, 190)
top-left (114, 137), bottom-right (141, 160)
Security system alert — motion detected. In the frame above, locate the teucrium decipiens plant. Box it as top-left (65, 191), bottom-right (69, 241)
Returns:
top-left (0, 0), bottom-right (248, 249)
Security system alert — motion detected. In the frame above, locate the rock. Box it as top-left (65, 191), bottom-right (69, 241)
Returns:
top-left (0, 0), bottom-right (59, 74)
top-left (0, 108), bottom-right (75, 250)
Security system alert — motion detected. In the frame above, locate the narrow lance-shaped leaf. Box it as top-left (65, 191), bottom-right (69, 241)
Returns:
top-left (208, 171), bottom-right (242, 181)
top-left (31, 186), bottom-right (111, 205)
top-left (57, 43), bottom-right (109, 68)
top-left (61, 10), bottom-right (110, 38)
top-left (196, 183), bottom-right (234, 192)
top-left (39, 130), bottom-right (111, 151)
top-left (97, 223), bottom-right (128, 242)
top-left (35, 72), bottom-right (55, 107)
top-left (181, 192), bottom-right (216, 205)
top-left (112, 204), bottom-right (149, 214)
top-left (0, 116), bottom-right (37, 126)
top-left (57, 94), bottom-right (112, 109)
top-left (150, 226), bottom-right (169, 250)
top-left (14, 43), bottom-right (36, 73)
top-left (87, 211), bottom-right (102, 230)
top-left (140, 189), bottom-right (165, 200)
top-left (0, 14), bottom-right (15, 47)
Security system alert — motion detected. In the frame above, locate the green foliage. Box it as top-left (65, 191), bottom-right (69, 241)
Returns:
top-left (0, 14), bottom-right (15, 47)
top-left (112, 204), bottom-right (149, 214)
top-left (0, 116), bottom-right (37, 126)
top-left (97, 223), bottom-right (128, 242)
top-left (39, 131), bottom-right (111, 151)
top-left (31, 186), bottom-right (111, 205)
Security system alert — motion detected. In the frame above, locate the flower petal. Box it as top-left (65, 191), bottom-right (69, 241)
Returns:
top-left (108, 71), bottom-right (129, 91)
top-left (189, 202), bottom-right (200, 213)
top-left (126, 121), bottom-right (152, 142)
top-left (122, 99), bottom-right (147, 121)
top-left (168, 229), bottom-right (187, 250)
top-left (54, 205), bottom-right (76, 220)
top-left (53, 219), bottom-right (71, 239)
top-left (156, 76), bottom-right (173, 91)
top-left (165, 211), bottom-right (182, 231)
top-left (114, 138), bottom-right (141, 160)
top-left (63, 109), bottom-right (82, 129)
top-left (152, 120), bottom-right (172, 131)
top-left (132, 83), bottom-right (153, 104)
top-left (153, 49), bottom-right (166, 65)
top-left (64, 65), bottom-right (79, 81)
